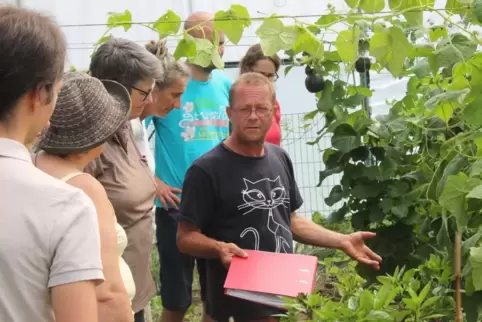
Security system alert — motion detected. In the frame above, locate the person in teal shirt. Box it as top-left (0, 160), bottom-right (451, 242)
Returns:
top-left (145, 11), bottom-right (232, 322)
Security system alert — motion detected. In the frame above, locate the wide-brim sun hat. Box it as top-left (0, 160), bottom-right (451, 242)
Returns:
top-left (39, 71), bottom-right (131, 154)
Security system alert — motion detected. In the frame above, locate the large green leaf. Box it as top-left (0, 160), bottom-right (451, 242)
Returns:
top-left (213, 4), bottom-right (251, 44)
top-left (345, 0), bottom-right (385, 13)
top-left (463, 96), bottom-right (482, 127)
top-left (439, 172), bottom-right (479, 231)
top-left (189, 38), bottom-right (214, 67)
top-left (434, 34), bottom-right (477, 69)
top-left (445, 0), bottom-right (469, 15)
top-left (331, 124), bottom-right (361, 153)
top-left (107, 10), bottom-right (132, 31)
top-left (256, 17), bottom-right (297, 56)
top-left (153, 10), bottom-right (181, 37)
top-left (335, 27), bottom-right (360, 64)
top-left (292, 27), bottom-right (324, 59)
top-left (370, 26), bottom-right (411, 77)
top-left (470, 247), bottom-right (482, 290)
top-left (173, 34), bottom-right (197, 60)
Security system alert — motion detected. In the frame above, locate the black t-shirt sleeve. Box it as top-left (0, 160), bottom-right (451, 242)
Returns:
top-left (282, 150), bottom-right (304, 213)
top-left (179, 164), bottom-right (215, 229)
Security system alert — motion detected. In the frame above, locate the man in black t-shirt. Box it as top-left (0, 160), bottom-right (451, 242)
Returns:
top-left (177, 72), bottom-right (382, 322)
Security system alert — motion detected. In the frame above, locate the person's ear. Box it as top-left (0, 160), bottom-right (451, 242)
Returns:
top-left (226, 106), bottom-right (233, 120)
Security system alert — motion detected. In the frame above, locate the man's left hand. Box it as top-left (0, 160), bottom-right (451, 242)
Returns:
top-left (340, 232), bottom-right (382, 270)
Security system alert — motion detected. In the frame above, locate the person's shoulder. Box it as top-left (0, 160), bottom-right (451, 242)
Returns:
top-left (27, 168), bottom-right (95, 214)
top-left (211, 70), bottom-right (233, 88)
top-left (266, 142), bottom-right (293, 163)
top-left (191, 143), bottom-right (225, 169)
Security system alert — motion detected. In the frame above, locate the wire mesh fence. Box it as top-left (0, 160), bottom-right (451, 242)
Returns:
top-left (280, 112), bottom-right (341, 219)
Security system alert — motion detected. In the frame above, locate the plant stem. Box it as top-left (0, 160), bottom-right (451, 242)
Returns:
top-left (455, 231), bottom-right (462, 322)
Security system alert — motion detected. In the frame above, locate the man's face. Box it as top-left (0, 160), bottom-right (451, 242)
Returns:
top-left (228, 84), bottom-right (274, 145)
top-left (130, 77), bottom-right (155, 119)
top-left (150, 77), bottom-right (188, 117)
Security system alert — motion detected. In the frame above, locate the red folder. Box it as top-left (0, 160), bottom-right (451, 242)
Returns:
top-left (224, 250), bottom-right (318, 309)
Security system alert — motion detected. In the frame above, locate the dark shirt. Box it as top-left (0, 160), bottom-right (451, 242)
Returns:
top-left (179, 142), bottom-right (303, 321)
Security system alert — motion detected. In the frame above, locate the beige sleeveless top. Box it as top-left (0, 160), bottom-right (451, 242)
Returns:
top-left (60, 172), bottom-right (136, 301)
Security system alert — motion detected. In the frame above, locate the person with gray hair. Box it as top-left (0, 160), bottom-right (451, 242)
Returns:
top-left (130, 39), bottom-right (190, 175)
top-left (85, 37), bottom-right (163, 322)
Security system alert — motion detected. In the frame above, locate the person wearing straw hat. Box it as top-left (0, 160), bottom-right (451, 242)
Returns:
top-left (0, 6), bottom-right (103, 322)
top-left (35, 71), bottom-right (135, 322)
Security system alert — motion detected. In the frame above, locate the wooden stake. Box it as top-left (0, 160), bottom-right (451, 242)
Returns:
top-left (455, 232), bottom-right (462, 322)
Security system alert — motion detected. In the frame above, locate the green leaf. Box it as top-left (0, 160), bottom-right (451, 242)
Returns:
top-left (335, 27), bottom-right (360, 64)
top-left (391, 204), bottom-right (409, 218)
top-left (433, 103), bottom-right (453, 123)
top-left (429, 25), bottom-right (448, 42)
top-left (360, 0), bottom-right (385, 13)
top-left (468, 185), bottom-right (482, 199)
top-left (327, 202), bottom-right (348, 223)
top-left (389, 0), bottom-right (434, 25)
top-left (292, 27), bottom-right (324, 59)
top-left (173, 34), bottom-right (197, 60)
top-left (189, 38), bottom-right (214, 67)
top-left (256, 17), bottom-right (297, 56)
top-left (436, 155), bottom-right (468, 198)
top-left (317, 167), bottom-right (343, 186)
top-left (439, 172), bottom-right (477, 231)
top-left (107, 10), bottom-right (132, 31)
top-left (331, 124), bottom-right (361, 153)
top-left (445, 0), bottom-right (468, 15)
top-left (316, 14), bottom-right (343, 27)
top-left (463, 96), bottom-right (482, 127)
top-left (470, 247), bottom-right (482, 290)
top-left (303, 110), bottom-right (319, 121)
top-left (370, 26), bottom-right (411, 77)
top-left (318, 80), bottom-right (334, 112)
top-left (325, 185), bottom-right (345, 206)
top-left (153, 10), bottom-right (181, 37)
top-left (434, 34), bottom-right (477, 69)
top-left (475, 0), bottom-right (482, 24)
top-left (346, 0), bottom-right (385, 13)
top-left (470, 160), bottom-right (482, 177)
top-left (213, 4), bottom-right (251, 44)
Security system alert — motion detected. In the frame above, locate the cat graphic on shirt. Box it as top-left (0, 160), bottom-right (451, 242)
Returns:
top-left (238, 176), bottom-right (292, 253)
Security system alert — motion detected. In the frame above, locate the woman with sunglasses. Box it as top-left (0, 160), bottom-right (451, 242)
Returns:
top-left (238, 44), bottom-right (282, 146)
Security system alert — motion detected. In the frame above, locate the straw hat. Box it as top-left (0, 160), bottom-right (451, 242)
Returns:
top-left (39, 71), bottom-right (131, 154)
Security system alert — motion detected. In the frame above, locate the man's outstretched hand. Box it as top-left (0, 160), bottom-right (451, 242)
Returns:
top-left (340, 232), bottom-right (382, 270)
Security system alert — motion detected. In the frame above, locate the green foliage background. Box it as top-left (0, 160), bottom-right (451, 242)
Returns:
top-left (95, 1), bottom-right (482, 320)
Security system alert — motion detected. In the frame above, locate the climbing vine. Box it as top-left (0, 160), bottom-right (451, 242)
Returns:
top-left (95, 0), bottom-right (482, 320)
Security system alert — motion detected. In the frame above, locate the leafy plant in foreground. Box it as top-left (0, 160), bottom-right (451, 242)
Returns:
top-left (282, 254), bottom-right (454, 321)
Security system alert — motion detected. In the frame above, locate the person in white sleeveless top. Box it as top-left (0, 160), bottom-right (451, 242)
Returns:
top-left (34, 71), bottom-right (136, 322)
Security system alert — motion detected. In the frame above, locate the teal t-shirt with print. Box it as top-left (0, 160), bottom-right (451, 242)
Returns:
top-left (147, 69), bottom-right (232, 208)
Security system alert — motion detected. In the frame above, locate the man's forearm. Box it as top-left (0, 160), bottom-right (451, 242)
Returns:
top-left (177, 229), bottom-right (222, 259)
top-left (291, 215), bottom-right (347, 249)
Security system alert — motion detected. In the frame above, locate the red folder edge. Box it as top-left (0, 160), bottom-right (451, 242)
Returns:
top-left (223, 250), bottom-right (318, 308)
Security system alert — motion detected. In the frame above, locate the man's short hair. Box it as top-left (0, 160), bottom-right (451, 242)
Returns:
top-left (89, 38), bottom-right (164, 90)
top-left (0, 5), bottom-right (66, 122)
top-left (229, 72), bottom-right (276, 107)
